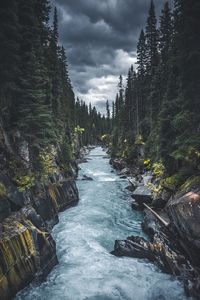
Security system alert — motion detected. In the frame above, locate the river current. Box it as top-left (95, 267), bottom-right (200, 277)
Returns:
top-left (16, 147), bottom-right (187, 300)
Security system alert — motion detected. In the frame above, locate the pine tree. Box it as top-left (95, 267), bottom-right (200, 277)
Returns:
top-left (15, 0), bottom-right (55, 168)
top-left (106, 100), bottom-right (110, 132)
top-left (51, 7), bottom-right (61, 111)
top-left (159, 1), bottom-right (172, 64)
top-left (158, 1), bottom-right (172, 100)
top-left (118, 75), bottom-right (125, 131)
top-left (145, 0), bottom-right (159, 73)
top-left (144, 0), bottom-right (159, 131)
top-left (136, 31), bottom-right (148, 135)
top-left (106, 100), bottom-right (110, 120)
top-left (124, 66), bottom-right (136, 134)
top-left (137, 29), bottom-right (147, 76)
top-left (0, 1), bottom-right (20, 127)
top-left (171, 0), bottom-right (200, 166)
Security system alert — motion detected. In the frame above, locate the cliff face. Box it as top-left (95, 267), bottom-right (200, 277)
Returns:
top-left (167, 185), bottom-right (200, 265)
top-left (0, 124), bottom-right (79, 299)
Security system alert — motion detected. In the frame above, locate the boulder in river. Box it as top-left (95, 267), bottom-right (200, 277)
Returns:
top-left (125, 177), bottom-right (138, 192)
top-left (82, 175), bottom-right (93, 181)
top-left (109, 158), bottom-right (127, 170)
top-left (112, 236), bottom-right (155, 261)
top-left (125, 185), bottom-right (136, 192)
top-left (120, 167), bottom-right (131, 176)
top-left (131, 185), bottom-right (152, 207)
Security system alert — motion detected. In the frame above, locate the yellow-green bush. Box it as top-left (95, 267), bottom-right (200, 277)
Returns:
top-left (152, 161), bottom-right (165, 177)
top-left (101, 134), bottom-right (110, 146)
top-left (143, 158), bottom-right (151, 170)
top-left (135, 134), bottom-right (145, 145)
top-left (74, 126), bottom-right (85, 134)
top-left (146, 182), bottom-right (162, 198)
top-left (14, 174), bottom-right (35, 192)
top-left (38, 146), bottom-right (58, 179)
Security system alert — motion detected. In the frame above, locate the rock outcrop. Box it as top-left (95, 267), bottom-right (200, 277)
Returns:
top-left (0, 210), bottom-right (57, 300)
top-left (112, 174), bottom-right (200, 299)
top-left (167, 186), bottom-right (200, 265)
top-left (112, 209), bottom-right (200, 298)
top-left (131, 185), bottom-right (152, 207)
top-left (0, 124), bottom-right (79, 299)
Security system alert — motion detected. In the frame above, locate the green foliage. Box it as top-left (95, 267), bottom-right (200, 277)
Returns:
top-left (60, 139), bottom-right (73, 173)
top-left (0, 183), bottom-right (7, 197)
top-left (146, 182), bottom-right (162, 198)
top-left (121, 141), bottom-right (138, 162)
top-left (1, 0), bottom-right (199, 192)
top-left (179, 176), bottom-right (200, 193)
top-left (111, 128), bottom-right (120, 157)
top-left (14, 174), bottom-right (35, 192)
top-left (74, 126), bottom-right (85, 135)
top-left (109, 0), bottom-right (200, 181)
top-left (135, 134), bottom-right (145, 145)
top-left (152, 161), bottom-right (165, 178)
top-left (143, 158), bottom-right (151, 170)
top-left (101, 134), bottom-right (111, 146)
top-left (161, 173), bottom-right (185, 190)
top-left (38, 146), bottom-right (58, 179)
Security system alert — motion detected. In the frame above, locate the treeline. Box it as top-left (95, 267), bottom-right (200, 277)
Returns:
top-left (0, 1), bottom-right (106, 178)
top-left (111, 0), bottom-right (200, 175)
top-left (75, 99), bottom-right (110, 145)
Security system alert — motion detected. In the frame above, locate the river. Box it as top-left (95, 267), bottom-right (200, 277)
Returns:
top-left (16, 147), bottom-right (187, 300)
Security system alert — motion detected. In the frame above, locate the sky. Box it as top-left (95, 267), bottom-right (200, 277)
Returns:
top-left (51, 0), bottom-right (173, 113)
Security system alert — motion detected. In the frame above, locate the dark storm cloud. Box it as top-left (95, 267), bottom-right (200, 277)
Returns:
top-left (55, 0), bottom-right (154, 33)
top-left (51, 0), bottom-right (173, 111)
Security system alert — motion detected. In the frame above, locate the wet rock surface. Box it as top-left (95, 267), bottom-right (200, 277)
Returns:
top-left (109, 158), bottom-right (127, 171)
top-left (81, 175), bottom-right (93, 181)
top-left (0, 175), bottom-right (79, 300)
top-left (113, 209), bottom-right (200, 298)
top-left (131, 185), bottom-right (152, 207)
top-left (167, 187), bottom-right (200, 265)
top-left (0, 124), bottom-right (82, 299)
top-left (113, 186), bottom-right (200, 299)
top-left (112, 236), bottom-right (155, 261)
top-left (0, 211), bottom-right (58, 300)
top-left (110, 155), bottom-right (200, 299)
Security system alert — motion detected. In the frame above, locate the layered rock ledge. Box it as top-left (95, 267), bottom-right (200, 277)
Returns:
top-left (0, 125), bottom-right (79, 299)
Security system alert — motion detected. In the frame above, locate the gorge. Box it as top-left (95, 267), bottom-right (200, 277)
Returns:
top-left (15, 147), bottom-right (187, 300)
top-left (0, 0), bottom-right (200, 299)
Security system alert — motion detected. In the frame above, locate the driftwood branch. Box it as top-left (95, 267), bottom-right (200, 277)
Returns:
top-left (127, 177), bottom-right (136, 186)
top-left (143, 203), bottom-right (169, 227)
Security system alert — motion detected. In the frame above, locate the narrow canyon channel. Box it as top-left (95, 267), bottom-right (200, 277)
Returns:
top-left (16, 147), bottom-right (188, 300)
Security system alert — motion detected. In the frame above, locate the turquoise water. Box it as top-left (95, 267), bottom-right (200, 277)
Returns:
top-left (16, 147), bottom-right (187, 300)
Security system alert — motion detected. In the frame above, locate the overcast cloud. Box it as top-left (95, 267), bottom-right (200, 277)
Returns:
top-left (51, 0), bottom-right (173, 113)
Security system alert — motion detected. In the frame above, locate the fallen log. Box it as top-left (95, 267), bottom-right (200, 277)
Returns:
top-left (143, 203), bottom-right (169, 228)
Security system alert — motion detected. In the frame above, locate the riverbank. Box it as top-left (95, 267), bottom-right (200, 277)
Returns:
top-left (110, 157), bottom-right (200, 298)
top-left (15, 147), bottom-right (187, 300)
top-left (0, 125), bottom-right (89, 299)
